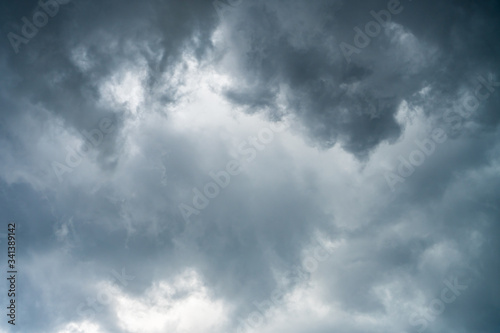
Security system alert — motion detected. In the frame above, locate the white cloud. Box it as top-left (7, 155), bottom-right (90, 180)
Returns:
top-left (57, 321), bottom-right (105, 333)
top-left (113, 270), bottom-right (229, 333)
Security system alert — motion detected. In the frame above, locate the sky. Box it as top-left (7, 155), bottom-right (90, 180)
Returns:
top-left (0, 0), bottom-right (499, 332)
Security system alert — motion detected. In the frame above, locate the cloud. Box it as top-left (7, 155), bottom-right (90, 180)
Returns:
top-left (216, 0), bottom-right (500, 159)
top-left (0, 0), bottom-right (499, 333)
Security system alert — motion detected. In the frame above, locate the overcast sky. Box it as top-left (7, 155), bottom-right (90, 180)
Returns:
top-left (0, 0), bottom-right (499, 332)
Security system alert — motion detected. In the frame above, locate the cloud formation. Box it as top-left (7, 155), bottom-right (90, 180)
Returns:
top-left (0, 0), bottom-right (499, 332)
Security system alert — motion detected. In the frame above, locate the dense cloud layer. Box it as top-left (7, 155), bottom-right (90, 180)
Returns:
top-left (220, 0), bottom-right (500, 157)
top-left (0, 0), bottom-right (499, 332)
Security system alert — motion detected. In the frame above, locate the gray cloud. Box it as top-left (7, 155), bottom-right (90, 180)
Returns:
top-left (218, 0), bottom-right (500, 158)
top-left (0, 0), bottom-right (499, 333)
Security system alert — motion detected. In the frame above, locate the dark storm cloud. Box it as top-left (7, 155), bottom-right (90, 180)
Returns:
top-left (0, 0), bottom-right (499, 333)
top-left (216, 1), bottom-right (500, 331)
top-left (0, 0), bottom-right (222, 331)
top-left (0, 0), bottom-right (220, 166)
top-left (220, 0), bottom-right (500, 158)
